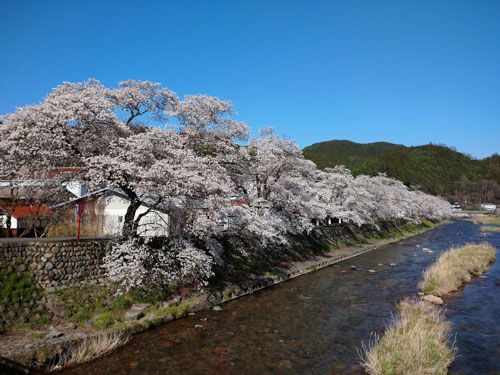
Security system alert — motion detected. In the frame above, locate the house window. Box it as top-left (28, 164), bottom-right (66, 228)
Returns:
top-left (118, 216), bottom-right (123, 223)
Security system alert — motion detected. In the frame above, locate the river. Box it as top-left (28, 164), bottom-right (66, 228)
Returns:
top-left (61, 219), bottom-right (499, 374)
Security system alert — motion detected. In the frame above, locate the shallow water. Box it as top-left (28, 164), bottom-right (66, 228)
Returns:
top-left (61, 220), bottom-right (499, 374)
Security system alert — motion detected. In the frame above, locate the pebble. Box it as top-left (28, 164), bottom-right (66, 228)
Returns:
top-left (213, 306), bottom-right (223, 311)
top-left (368, 270), bottom-right (376, 273)
top-left (389, 263), bottom-right (397, 266)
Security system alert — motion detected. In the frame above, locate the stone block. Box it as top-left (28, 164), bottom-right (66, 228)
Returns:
top-left (44, 329), bottom-right (64, 340)
top-left (126, 308), bottom-right (145, 320)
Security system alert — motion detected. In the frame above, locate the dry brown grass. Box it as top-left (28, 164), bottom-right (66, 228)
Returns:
top-left (46, 221), bottom-right (104, 238)
top-left (359, 299), bottom-right (455, 375)
top-left (49, 331), bottom-right (129, 371)
top-left (470, 215), bottom-right (500, 225)
top-left (481, 225), bottom-right (500, 232)
top-left (419, 243), bottom-right (496, 297)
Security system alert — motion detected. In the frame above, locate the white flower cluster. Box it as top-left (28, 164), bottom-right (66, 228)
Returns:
top-left (0, 79), bottom-right (452, 291)
top-left (103, 238), bottom-right (214, 293)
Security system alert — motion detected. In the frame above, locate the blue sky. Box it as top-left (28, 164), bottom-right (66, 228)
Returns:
top-left (1, 0), bottom-right (499, 158)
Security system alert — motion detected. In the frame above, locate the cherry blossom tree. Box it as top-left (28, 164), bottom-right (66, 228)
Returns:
top-left (0, 78), bottom-right (452, 293)
top-left (221, 128), bottom-right (328, 245)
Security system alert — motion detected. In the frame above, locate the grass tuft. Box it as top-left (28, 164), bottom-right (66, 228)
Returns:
top-left (49, 331), bottom-right (130, 371)
top-left (153, 303), bottom-right (191, 319)
top-left (359, 299), bottom-right (455, 375)
top-left (419, 243), bottom-right (496, 297)
top-left (481, 226), bottom-right (500, 232)
top-left (468, 215), bottom-right (500, 226)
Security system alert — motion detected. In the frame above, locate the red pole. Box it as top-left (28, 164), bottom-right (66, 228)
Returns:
top-left (77, 212), bottom-right (81, 241)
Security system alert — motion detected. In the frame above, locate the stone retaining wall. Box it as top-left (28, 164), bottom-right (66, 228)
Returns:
top-left (0, 240), bottom-right (108, 289)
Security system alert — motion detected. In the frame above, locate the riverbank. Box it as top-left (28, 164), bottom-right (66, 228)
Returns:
top-left (0, 219), bottom-right (446, 373)
top-left (362, 241), bottom-right (496, 375)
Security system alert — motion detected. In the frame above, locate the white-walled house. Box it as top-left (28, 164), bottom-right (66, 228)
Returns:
top-left (56, 188), bottom-right (169, 237)
top-left (100, 192), bottom-right (169, 237)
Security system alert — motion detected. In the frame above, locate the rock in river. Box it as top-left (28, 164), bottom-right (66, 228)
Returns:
top-left (422, 295), bottom-right (443, 305)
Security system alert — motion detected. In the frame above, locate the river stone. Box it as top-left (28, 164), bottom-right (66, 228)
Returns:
top-left (17, 264), bottom-right (27, 272)
top-left (132, 303), bottom-right (150, 310)
top-left (368, 270), bottom-right (376, 273)
top-left (389, 263), bottom-right (397, 266)
top-left (417, 292), bottom-right (425, 296)
top-left (44, 329), bottom-right (64, 340)
top-left (126, 307), bottom-right (145, 320)
top-left (213, 306), bottom-right (223, 311)
top-left (422, 295), bottom-right (443, 305)
top-left (56, 322), bottom-right (77, 331)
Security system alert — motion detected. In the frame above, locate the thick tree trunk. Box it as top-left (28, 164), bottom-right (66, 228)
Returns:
top-left (5, 214), bottom-right (12, 238)
top-left (120, 185), bottom-right (142, 239)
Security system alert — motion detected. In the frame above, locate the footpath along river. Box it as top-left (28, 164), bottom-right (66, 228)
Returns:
top-left (61, 220), bottom-right (499, 374)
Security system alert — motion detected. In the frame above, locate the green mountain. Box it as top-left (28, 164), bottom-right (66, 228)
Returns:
top-left (303, 140), bottom-right (500, 205)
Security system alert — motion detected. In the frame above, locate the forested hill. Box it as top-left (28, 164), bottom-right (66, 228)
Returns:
top-left (303, 140), bottom-right (500, 205)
